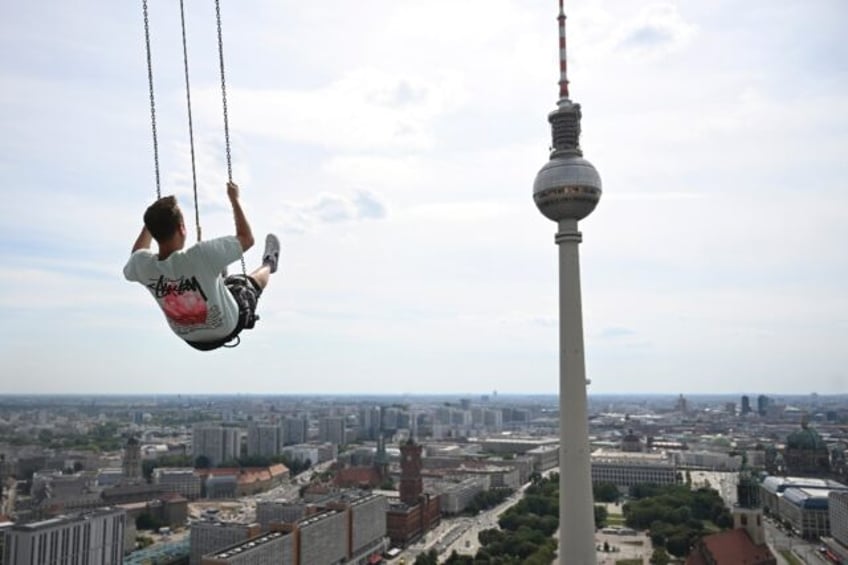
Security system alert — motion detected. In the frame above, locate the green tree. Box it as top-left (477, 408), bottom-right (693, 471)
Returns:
top-left (715, 510), bottom-right (734, 529)
top-left (142, 460), bottom-right (157, 482)
top-left (593, 481), bottom-right (621, 502)
top-left (666, 532), bottom-right (691, 557)
top-left (650, 547), bottom-right (671, 565)
top-left (238, 455), bottom-right (271, 468)
top-left (414, 549), bottom-right (439, 565)
top-left (594, 505), bottom-right (608, 530)
top-left (136, 513), bottom-right (163, 531)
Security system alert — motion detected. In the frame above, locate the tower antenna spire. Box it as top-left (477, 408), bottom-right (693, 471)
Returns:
top-left (558, 0), bottom-right (570, 101)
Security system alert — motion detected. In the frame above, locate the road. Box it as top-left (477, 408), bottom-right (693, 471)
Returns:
top-left (764, 516), bottom-right (829, 565)
top-left (393, 488), bottom-right (526, 563)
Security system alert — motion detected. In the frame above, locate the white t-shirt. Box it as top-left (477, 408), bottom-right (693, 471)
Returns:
top-left (124, 236), bottom-right (243, 342)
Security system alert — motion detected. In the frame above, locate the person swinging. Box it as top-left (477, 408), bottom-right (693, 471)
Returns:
top-left (124, 182), bottom-right (280, 351)
top-left (126, 0), bottom-right (279, 350)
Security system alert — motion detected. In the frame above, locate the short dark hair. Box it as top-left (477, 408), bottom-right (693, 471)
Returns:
top-left (144, 196), bottom-right (183, 242)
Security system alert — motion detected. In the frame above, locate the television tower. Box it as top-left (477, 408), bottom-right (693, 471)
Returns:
top-left (532, 1), bottom-right (601, 563)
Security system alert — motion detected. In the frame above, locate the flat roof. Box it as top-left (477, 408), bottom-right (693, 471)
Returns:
top-left (211, 531), bottom-right (286, 559)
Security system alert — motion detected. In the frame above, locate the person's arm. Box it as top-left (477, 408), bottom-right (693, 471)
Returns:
top-left (227, 181), bottom-right (255, 251)
top-left (131, 226), bottom-right (152, 253)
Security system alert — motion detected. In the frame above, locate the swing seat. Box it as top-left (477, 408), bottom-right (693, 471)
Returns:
top-left (184, 274), bottom-right (260, 351)
top-left (185, 333), bottom-right (240, 351)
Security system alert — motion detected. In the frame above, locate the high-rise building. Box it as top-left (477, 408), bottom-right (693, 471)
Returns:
top-left (741, 395), bottom-right (752, 415)
top-left (532, 0), bottom-right (601, 562)
top-left (200, 530), bottom-right (293, 565)
top-left (829, 491), bottom-right (848, 551)
top-left (344, 493), bottom-right (388, 558)
top-left (256, 500), bottom-right (307, 528)
top-left (757, 395), bottom-right (770, 417)
top-left (282, 416), bottom-right (308, 446)
top-left (358, 406), bottom-right (382, 441)
top-left (318, 417), bottom-right (345, 447)
top-left (382, 407), bottom-right (406, 431)
top-left (246, 423), bottom-right (281, 458)
top-left (3, 508), bottom-right (126, 565)
top-left (192, 425), bottom-right (241, 467)
top-left (296, 510), bottom-right (347, 564)
top-left (189, 520), bottom-right (261, 565)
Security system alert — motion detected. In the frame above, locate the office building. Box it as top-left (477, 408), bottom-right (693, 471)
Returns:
top-left (201, 530), bottom-right (293, 565)
top-left (831, 491), bottom-right (848, 548)
top-left (297, 510), bottom-right (347, 564)
top-left (3, 508), bottom-right (125, 565)
top-left (591, 450), bottom-right (678, 490)
top-left (439, 477), bottom-right (489, 515)
top-left (318, 417), bottom-right (346, 447)
top-left (192, 426), bottom-right (241, 467)
top-left (760, 476), bottom-right (848, 518)
top-left (247, 423), bottom-right (281, 458)
top-left (256, 500), bottom-right (306, 529)
top-left (358, 406), bottom-right (382, 441)
top-left (282, 417), bottom-right (308, 446)
top-left (189, 520), bottom-right (261, 565)
top-left (153, 468), bottom-right (202, 500)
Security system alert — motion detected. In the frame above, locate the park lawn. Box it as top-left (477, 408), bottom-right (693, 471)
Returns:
top-left (606, 514), bottom-right (626, 525)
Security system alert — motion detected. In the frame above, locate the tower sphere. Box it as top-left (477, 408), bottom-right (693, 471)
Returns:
top-left (533, 154), bottom-right (602, 222)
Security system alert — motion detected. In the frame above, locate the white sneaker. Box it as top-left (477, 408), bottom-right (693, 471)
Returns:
top-left (263, 234), bottom-right (280, 273)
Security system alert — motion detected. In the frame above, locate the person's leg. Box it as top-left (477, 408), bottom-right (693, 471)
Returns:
top-left (249, 234), bottom-right (279, 290)
top-left (249, 264), bottom-right (271, 290)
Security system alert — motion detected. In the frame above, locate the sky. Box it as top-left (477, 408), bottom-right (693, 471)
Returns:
top-left (1, 1), bottom-right (846, 396)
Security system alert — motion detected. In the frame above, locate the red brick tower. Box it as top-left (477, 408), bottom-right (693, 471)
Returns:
top-left (399, 440), bottom-right (423, 505)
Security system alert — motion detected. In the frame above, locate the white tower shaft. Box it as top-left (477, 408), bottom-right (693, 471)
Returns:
top-left (556, 218), bottom-right (597, 564)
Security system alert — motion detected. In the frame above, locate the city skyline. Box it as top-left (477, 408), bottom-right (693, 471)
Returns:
top-left (1, 1), bottom-right (847, 396)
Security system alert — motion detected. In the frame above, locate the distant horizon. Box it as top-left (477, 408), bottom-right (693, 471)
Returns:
top-left (0, 391), bottom-right (844, 399)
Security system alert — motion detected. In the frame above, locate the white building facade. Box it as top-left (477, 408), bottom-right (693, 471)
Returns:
top-left (3, 508), bottom-right (125, 565)
top-left (590, 450), bottom-right (678, 490)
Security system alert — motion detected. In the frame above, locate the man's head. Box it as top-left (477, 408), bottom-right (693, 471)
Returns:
top-left (144, 196), bottom-right (186, 246)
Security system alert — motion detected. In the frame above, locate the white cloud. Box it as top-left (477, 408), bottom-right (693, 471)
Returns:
top-left (274, 190), bottom-right (389, 234)
top-left (192, 68), bottom-right (469, 152)
top-left (615, 3), bottom-right (697, 57)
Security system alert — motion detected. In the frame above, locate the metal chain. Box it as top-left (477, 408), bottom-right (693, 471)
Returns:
top-left (215, 0), bottom-right (246, 276)
top-left (179, 0), bottom-right (202, 243)
top-left (142, 0), bottom-right (161, 200)
top-left (215, 0), bottom-right (233, 183)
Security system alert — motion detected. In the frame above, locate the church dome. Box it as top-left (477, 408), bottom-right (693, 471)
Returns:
top-left (786, 426), bottom-right (826, 451)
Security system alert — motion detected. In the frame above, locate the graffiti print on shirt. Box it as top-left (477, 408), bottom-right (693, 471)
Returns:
top-left (146, 275), bottom-right (224, 332)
